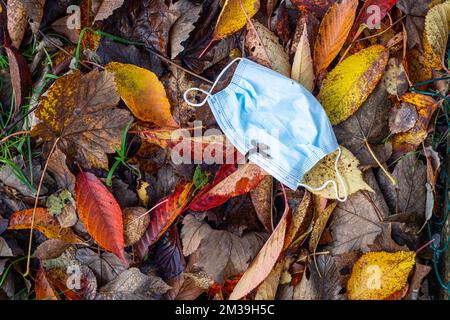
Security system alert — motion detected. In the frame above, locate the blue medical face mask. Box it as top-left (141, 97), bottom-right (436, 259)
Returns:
top-left (184, 58), bottom-right (348, 201)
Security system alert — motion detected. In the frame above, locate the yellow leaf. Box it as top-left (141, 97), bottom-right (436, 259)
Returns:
top-left (424, 0), bottom-right (450, 69)
top-left (313, 0), bottom-right (358, 74)
top-left (318, 45), bottom-right (389, 125)
top-left (291, 24), bottom-right (314, 91)
top-left (347, 251), bottom-right (416, 300)
top-left (245, 20), bottom-right (291, 76)
top-left (213, 0), bottom-right (260, 40)
top-left (106, 62), bottom-right (178, 127)
top-left (301, 146), bottom-right (373, 200)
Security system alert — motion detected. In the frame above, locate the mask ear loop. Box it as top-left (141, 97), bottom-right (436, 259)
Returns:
top-left (298, 146), bottom-right (348, 202)
top-left (184, 57), bottom-right (243, 107)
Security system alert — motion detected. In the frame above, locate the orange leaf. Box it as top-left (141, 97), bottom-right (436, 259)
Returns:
top-left (35, 267), bottom-right (59, 300)
top-left (106, 62), bottom-right (178, 127)
top-left (75, 171), bottom-right (126, 265)
top-left (189, 163), bottom-right (267, 211)
top-left (8, 208), bottom-right (83, 244)
top-left (313, 0), bottom-right (358, 74)
top-left (229, 186), bottom-right (289, 300)
top-left (135, 181), bottom-right (193, 259)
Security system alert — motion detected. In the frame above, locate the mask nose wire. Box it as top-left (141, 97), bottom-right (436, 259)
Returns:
top-left (298, 146), bottom-right (348, 202)
top-left (183, 57), bottom-right (243, 107)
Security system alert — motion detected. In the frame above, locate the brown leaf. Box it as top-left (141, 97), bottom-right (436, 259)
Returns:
top-left (389, 102), bottom-right (418, 134)
top-left (33, 239), bottom-right (72, 260)
top-left (229, 188), bottom-right (289, 300)
top-left (384, 57), bottom-right (409, 97)
top-left (7, 0), bottom-right (27, 49)
top-left (283, 191), bottom-right (312, 250)
top-left (91, 0), bottom-right (125, 22)
top-left (122, 207), bottom-right (150, 247)
top-left (377, 154), bottom-right (426, 216)
top-left (313, 0), bottom-right (358, 73)
top-left (245, 20), bottom-right (291, 76)
top-left (32, 70), bottom-right (132, 170)
top-left (309, 202), bottom-right (337, 252)
top-left (254, 259), bottom-right (284, 300)
top-left (291, 0), bottom-right (334, 17)
top-left (5, 46), bottom-right (31, 110)
top-left (181, 214), bottom-right (267, 284)
top-left (293, 255), bottom-right (346, 300)
top-left (406, 263), bottom-right (432, 300)
top-left (35, 267), bottom-right (59, 300)
top-left (22, 0), bottom-right (45, 33)
top-left (328, 171), bottom-right (389, 254)
top-left (334, 82), bottom-right (393, 168)
top-left (47, 145), bottom-right (76, 192)
top-left (250, 175), bottom-right (273, 233)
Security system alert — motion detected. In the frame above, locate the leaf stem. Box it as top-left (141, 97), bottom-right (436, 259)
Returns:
top-left (364, 139), bottom-right (396, 185)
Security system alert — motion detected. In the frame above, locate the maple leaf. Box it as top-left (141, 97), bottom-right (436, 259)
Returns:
top-left (32, 70), bottom-right (132, 170)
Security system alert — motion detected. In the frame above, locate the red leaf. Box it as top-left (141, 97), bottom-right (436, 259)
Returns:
top-left (35, 267), bottom-right (59, 300)
top-left (189, 163), bottom-right (266, 211)
top-left (5, 46), bottom-right (31, 113)
top-left (350, 0), bottom-right (397, 37)
top-left (135, 181), bottom-right (193, 259)
top-left (75, 171), bottom-right (126, 265)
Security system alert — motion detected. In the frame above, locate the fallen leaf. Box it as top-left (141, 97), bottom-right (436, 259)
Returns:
top-left (32, 70), bottom-right (132, 170)
top-left (424, 0), bottom-right (450, 69)
top-left (283, 191), bottom-right (312, 250)
top-left (391, 93), bottom-right (438, 158)
top-left (301, 146), bottom-right (373, 200)
top-left (135, 181), bottom-right (192, 259)
top-left (7, 0), bottom-right (27, 48)
top-left (377, 154), bottom-right (426, 215)
top-left (334, 82), bottom-right (393, 168)
top-left (122, 207), bottom-right (150, 247)
top-left (245, 20), bottom-right (291, 76)
top-left (384, 57), bottom-right (409, 97)
top-left (389, 102), bottom-right (418, 134)
top-left (0, 237), bottom-right (13, 258)
top-left (33, 239), bottom-right (72, 260)
top-left (350, 0), bottom-right (398, 37)
top-left (229, 187), bottom-right (289, 300)
top-left (254, 259), bottom-right (284, 300)
top-left (23, 0), bottom-right (46, 33)
top-left (250, 176), bottom-right (273, 233)
top-left (397, 0), bottom-right (430, 49)
top-left (347, 251), bottom-right (416, 300)
top-left (169, 0), bottom-right (202, 59)
top-left (213, 0), bottom-right (260, 40)
top-left (96, 267), bottom-right (170, 300)
top-left (91, 0), bottom-right (125, 22)
top-left (309, 202), bottom-right (337, 252)
top-left (181, 214), bottom-right (267, 284)
top-left (291, 24), bottom-right (314, 91)
top-left (75, 171), bottom-right (127, 265)
top-left (318, 45), bottom-right (389, 125)
top-left (106, 62), bottom-right (178, 127)
top-left (35, 267), bottom-right (59, 300)
top-left (406, 262), bottom-right (431, 300)
top-left (155, 225), bottom-right (185, 280)
top-left (291, 0), bottom-right (334, 17)
top-left (327, 171), bottom-right (389, 254)
top-left (293, 255), bottom-right (346, 300)
top-left (313, 0), bottom-right (358, 74)
top-left (189, 163), bottom-right (266, 211)
top-left (8, 208), bottom-right (83, 244)
top-left (5, 46), bottom-right (31, 110)
top-left (47, 145), bottom-right (76, 192)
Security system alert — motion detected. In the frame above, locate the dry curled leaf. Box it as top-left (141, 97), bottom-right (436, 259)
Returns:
top-left (347, 251), bottom-right (416, 300)
top-left (122, 207), bottom-right (150, 247)
top-left (301, 146), bottom-right (373, 200)
top-left (32, 70), bottom-right (132, 170)
top-left (318, 45), bottom-right (389, 125)
top-left (91, 0), bottom-right (125, 21)
top-left (424, 0), bottom-right (450, 69)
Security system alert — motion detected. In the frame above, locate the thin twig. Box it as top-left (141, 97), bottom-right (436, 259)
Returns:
top-left (0, 131), bottom-right (30, 146)
top-left (364, 139), bottom-right (397, 185)
top-left (24, 137), bottom-right (61, 277)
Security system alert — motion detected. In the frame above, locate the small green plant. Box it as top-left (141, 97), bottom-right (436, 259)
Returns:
top-left (106, 120), bottom-right (136, 186)
top-left (193, 165), bottom-right (209, 193)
